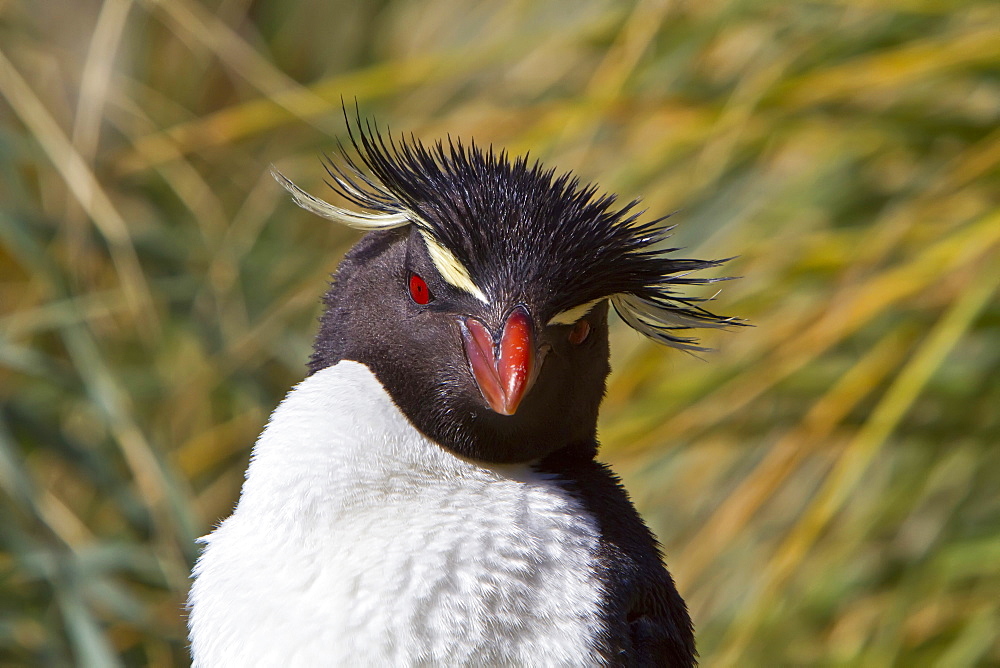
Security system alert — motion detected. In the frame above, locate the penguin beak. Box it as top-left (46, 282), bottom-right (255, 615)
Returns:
top-left (459, 306), bottom-right (537, 416)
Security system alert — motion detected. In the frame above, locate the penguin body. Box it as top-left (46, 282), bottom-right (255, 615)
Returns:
top-left (189, 361), bottom-right (606, 666)
top-left (189, 116), bottom-right (738, 666)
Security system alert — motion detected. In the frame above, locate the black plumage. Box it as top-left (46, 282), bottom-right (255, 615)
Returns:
top-left (320, 114), bottom-right (737, 350)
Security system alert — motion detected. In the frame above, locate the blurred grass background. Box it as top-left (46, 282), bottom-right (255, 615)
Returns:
top-left (1, 0), bottom-right (998, 665)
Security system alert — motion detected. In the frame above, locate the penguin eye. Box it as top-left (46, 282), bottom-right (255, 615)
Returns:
top-left (408, 273), bottom-right (433, 305)
top-left (568, 319), bottom-right (591, 345)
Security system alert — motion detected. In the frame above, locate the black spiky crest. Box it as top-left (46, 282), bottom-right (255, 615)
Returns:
top-left (291, 110), bottom-right (741, 351)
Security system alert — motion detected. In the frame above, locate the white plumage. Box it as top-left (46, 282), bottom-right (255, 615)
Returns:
top-left (188, 361), bottom-right (606, 666)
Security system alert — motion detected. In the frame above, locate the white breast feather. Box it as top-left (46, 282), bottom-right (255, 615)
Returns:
top-left (188, 361), bottom-right (605, 667)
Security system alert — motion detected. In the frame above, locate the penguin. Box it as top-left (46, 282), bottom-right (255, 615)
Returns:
top-left (187, 114), bottom-right (739, 667)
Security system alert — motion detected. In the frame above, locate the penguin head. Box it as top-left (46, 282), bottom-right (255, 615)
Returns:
top-left (275, 114), bottom-right (740, 464)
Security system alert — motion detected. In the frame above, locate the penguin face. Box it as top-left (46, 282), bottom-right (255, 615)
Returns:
top-left (311, 226), bottom-right (611, 464)
top-left (278, 112), bottom-right (741, 463)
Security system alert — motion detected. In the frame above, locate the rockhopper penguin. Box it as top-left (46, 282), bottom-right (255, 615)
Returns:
top-left (188, 116), bottom-right (739, 667)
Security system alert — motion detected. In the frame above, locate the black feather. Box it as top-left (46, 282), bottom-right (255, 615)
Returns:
top-left (323, 107), bottom-right (743, 349)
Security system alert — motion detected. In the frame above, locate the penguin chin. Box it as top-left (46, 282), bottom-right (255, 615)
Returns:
top-left (420, 361), bottom-right (609, 465)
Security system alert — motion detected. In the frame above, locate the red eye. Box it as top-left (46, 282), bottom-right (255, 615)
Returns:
top-left (408, 273), bottom-right (432, 305)
top-left (568, 319), bottom-right (591, 345)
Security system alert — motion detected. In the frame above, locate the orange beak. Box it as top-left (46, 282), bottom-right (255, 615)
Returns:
top-left (460, 306), bottom-right (536, 416)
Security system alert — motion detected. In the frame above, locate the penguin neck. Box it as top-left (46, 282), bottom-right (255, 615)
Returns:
top-left (237, 361), bottom-right (556, 524)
